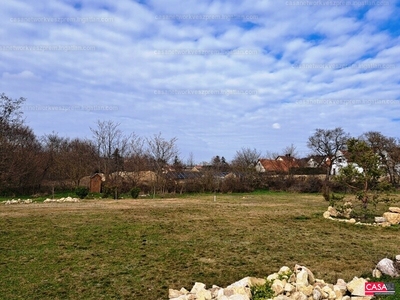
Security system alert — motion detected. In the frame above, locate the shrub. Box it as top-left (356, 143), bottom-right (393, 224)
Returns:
top-left (251, 280), bottom-right (274, 300)
top-left (102, 185), bottom-right (119, 199)
top-left (75, 186), bottom-right (89, 199)
top-left (130, 187), bottom-right (140, 199)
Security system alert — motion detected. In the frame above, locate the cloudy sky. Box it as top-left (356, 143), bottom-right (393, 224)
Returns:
top-left (1, 0), bottom-right (399, 162)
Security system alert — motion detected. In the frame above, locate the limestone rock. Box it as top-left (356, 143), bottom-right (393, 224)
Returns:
top-left (374, 217), bottom-right (387, 223)
top-left (267, 273), bottom-right (279, 281)
top-left (323, 211), bottom-right (331, 219)
top-left (169, 289), bottom-right (184, 298)
top-left (296, 269), bottom-right (309, 287)
top-left (381, 221), bottom-right (391, 227)
top-left (284, 282), bottom-right (294, 293)
top-left (383, 212), bottom-right (400, 225)
top-left (195, 288), bottom-right (211, 300)
top-left (312, 288), bottom-right (322, 300)
top-left (389, 207), bottom-right (400, 213)
top-left (227, 295), bottom-right (250, 300)
top-left (298, 285), bottom-right (313, 296)
top-left (272, 279), bottom-right (285, 295)
top-left (273, 295), bottom-right (290, 300)
top-left (372, 268), bottom-right (382, 278)
top-left (376, 258), bottom-right (399, 277)
top-left (249, 277), bottom-right (266, 287)
top-left (295, 265), bottom-right (315, 285)
top-left (279, 266), bottom-right (291, 274)
top-left (334, 279), bottom-right (347, 296)
top-left (190, 282), bottom-right (206, 294)
top-left (289, 291), bottom-right (308, 300)
top-left (328, 206), bottom-right (338, 217)
top-left (346, 277), bottom-right (367, 296)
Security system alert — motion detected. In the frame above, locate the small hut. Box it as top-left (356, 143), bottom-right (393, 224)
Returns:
top-left (89, 173), bottom-right (105, 193)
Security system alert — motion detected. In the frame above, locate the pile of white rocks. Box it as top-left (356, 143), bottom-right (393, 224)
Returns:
top-left (3, 199), bottom-right (34, 205)
top-left (43, 196), bottom-right (80, 203)
top-left (169, 265), bottom-right (375, 300)
top-left (323, 205), bottom-right (400, 227)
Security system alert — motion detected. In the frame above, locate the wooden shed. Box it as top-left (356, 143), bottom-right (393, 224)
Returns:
top-left (89, 173), bottom-right (105, 193)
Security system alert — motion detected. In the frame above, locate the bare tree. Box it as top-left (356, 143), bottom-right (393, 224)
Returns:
top-left (186, 152), bottom-right (195, 168)
top-left (231, 147), bottom-right (261, 171)
top-left (90, 120), bottom-right (130, 176)
top-left (307, 127), bottom-right (351, 201)
top-left (146, 132), bottom-right (179, 195)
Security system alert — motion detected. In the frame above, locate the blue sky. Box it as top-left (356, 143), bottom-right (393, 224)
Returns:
top-left (1, 0), bottom-right (399, 163)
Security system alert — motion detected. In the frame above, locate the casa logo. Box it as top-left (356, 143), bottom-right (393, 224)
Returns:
top-left (365, 282), bottom-right (396, 296)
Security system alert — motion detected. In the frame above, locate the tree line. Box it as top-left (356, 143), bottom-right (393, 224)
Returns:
top-left (1, 93), bottom-right (400, 197)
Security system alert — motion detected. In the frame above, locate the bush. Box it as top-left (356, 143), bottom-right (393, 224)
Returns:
top-left (251, 280), bottom-right (274, 300)
top-left (130, 187), bottom-right (140, 199)
top-left (102, 185), bottom-right (119, 199)
top-left (75, 186), bottom-right (89, 199)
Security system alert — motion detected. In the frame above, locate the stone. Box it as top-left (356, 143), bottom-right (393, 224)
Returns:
top-left (298, 285), bottom-right (313, 296)
top-left (195, 288), bottom-right (212, 300)
top-left (376, 258), bottom-right (399, 277)
top-left (348, 218), bottom-right (356, 224)
top-left (169, 289), bottom-right (184, 298)
top-left (290, 291), bottom-right (308, 300)
top-left (227, 295), bottom-right (250, 300)
top-left (389, 207), bottom-right (400, 213)
top-left (249, 277), bottom-right (266, 287)
top-left (272, 279), bottom-right (285, 295)
top-left (381, 222), bottom-right (391, 227)
top-left (383, 212), bottom-right (400, 225)
top-left (284, 283), bottom-right (294, 293)
top-left (273, 296), bottom-right (290, 300)
top-left (346, 277), bottom-right (367, 296)
top-left (333, 287), bottom-right (343, 299)
top-left (227, 277), bottom-right (252, 288)
top-left (372, 268), bottom-right (382, 278)
top-left (374, 217), bottom-right (387, 223)
top-left (267, 273), bottom-right (279, 281)
top-left (312, 288), bottom-right (322, 300)
top-left (190, 282), bottom-right (206, 294)
top-left (296, 270), bottom-right (309, 287)
top-left (334, 279), bottom-right (347, 296)
top-left (170, 295), bottom-right (188, 300)
top-left (323, 211), bottom-right (331, 219)
top-left (295, 265), bottom-right (315, 285)
top-left (328, 206), bottom-right (338, 217)
top-left (279, 266), bottom-right (291, 273)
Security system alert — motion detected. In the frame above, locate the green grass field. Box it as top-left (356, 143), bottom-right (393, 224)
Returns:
top-left (0, 192), bottom-right (399, 299)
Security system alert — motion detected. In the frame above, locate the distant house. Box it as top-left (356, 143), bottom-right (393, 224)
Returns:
top-left (256, 155), bottom-right (299, 173)
top-left (306, 155), bottom-right (327, 168)
top-left (327, 150), bottom-right (363, 175)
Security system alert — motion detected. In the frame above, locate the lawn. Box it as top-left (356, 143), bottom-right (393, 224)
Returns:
top-left (0, 192), bottom-right (399, 299)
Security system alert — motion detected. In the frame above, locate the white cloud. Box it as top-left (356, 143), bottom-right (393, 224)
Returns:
top-left (272, 123), bottom-right (281, 129)
top-left (0, 1), bottom-right (399, 162)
